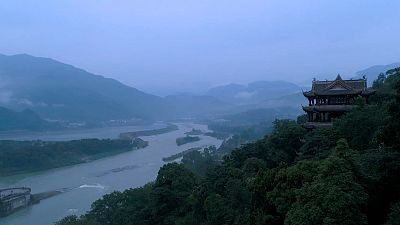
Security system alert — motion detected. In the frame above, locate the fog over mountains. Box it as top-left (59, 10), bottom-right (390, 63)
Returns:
top-left (0, 53), bottom-right (398, 130)
top-left (207, 81), bottom-right (301, 105)
top-left (0, 54), bottom-right (238, 125)
top-left (0, 54), bottom-right (171, 122)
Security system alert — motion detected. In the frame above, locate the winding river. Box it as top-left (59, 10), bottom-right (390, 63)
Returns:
top-left (0, 123), bottom-right (223, 225)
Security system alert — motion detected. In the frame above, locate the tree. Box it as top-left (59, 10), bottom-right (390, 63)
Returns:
top-left (151, 163), bottom-right (197, 225)
top-left (182, 147), bottom-right (215, 176)
top-left (87, 184), bottom-right (153, 225)
top-left (385, 201), bottom-right (400, 225)
top-left (285, 139), bottom-right (367, 225)
top-left (381, 78), bottom-right (400, 149)
top-left (55, 215), bottom-right (99, 225)
top-left (332, 104), bottom-right (387, 150)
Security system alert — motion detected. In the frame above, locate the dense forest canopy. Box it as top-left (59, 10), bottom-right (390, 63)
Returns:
top-left (57, 68), bottom-right (400, 225)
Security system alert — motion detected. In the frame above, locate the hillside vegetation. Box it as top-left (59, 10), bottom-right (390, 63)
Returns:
top-left (0, 107), bottom-right (55, 131)
top-left (57, 68), bottom-right (400, 225)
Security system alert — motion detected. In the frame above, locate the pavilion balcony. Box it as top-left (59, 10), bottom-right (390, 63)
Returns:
top-left (302, 105), bottom-right (356, 112)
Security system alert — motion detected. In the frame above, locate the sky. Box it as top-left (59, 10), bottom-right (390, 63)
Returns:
top-left (0, 0), bottom-right (400, 95)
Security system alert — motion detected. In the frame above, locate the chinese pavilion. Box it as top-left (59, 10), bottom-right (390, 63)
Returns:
top-left (302, 74), bottom-right (375, 129)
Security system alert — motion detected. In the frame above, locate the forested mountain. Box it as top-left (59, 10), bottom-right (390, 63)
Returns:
top-left (0, 54), bottom-right (276, 123)
top-left (57, 68), bottom-right (400, 225)
top-left (0, 54), bottom-right (170, 122)
top-left (0, 107), bottom-right (53, 131)
top-left (207, 81), bottom-right (301, 105)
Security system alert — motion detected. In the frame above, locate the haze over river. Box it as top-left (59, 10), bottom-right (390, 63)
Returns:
top-left (0, 123), bottom-right (223, 225)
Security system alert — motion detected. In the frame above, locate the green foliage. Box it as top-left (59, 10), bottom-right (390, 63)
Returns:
top-left (285, 140), bottom-right (367, 225)
top-left (381, 77), bottom-right (400, 148)
top-left (296, 114), bottom-right (307, 125)
top-left (225, 120), bottom-right (306, 169)
top-left (56, 68), bottom-right (400, 225)
top-left (87, 184), bottom-right (153, 225)
top-left (332, 104), bottom-right (387, 150)
top-left (55, 216), bottom-right (99, 225)
top-left (181, 146), bottom-right (216, 176)
top-left (151, 163), bottom-right (197, 225)
top-left (385, 201), bottom-right (400, 225)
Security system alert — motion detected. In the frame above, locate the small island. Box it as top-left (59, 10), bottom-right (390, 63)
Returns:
top-left (184, 128), bottom-right (203, 135)
top-left (119, 124), bottom-right (178, 140)
top-left (176, 135), bottom-right (201, 146)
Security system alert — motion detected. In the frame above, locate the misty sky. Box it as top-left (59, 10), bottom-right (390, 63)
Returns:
top-left (1, 0), bottom-right (400, 95)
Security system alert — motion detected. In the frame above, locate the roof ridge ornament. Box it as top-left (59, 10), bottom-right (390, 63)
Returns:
top-left (336, 73), bottom-right (343, 80)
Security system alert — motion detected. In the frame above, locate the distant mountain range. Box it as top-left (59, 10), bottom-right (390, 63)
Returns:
top-left (207, 81), bottom-right (301, 105)
top-left (0, 54), bottom-right (171, 122)
top-left (354, 62), bottom-right (400, 86)
top-left (165, 94), bottom-right (233, 117)
top-left (204, 62), bottom-right (400, 109)
top-left (0, 54), bottom-right (235, 125)
top-left (1, 53), bottom-right (398, 129)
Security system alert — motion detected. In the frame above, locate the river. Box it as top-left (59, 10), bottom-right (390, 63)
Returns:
top-left (0, 123), bottom-right (223, 225)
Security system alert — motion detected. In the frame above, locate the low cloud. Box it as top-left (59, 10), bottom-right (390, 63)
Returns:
top-left (234, 91), bottom-right (256, 99)
top-left (0, 91), bottom-right (12, 104)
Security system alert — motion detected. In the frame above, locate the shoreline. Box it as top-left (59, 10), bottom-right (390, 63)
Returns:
top-left (0, 123), bottom-right (224, 225)
top-left (0, 124), bottom-right (182, 178)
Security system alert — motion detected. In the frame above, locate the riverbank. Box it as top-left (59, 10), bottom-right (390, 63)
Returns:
top-left (0, 123), bottom-right (183, 177)
top-left (0, 123), bottom-right (224, 225)
top-left (0, 138), bottom-right (148, 177)
top-left (162, 147), bottom-right (202, 162)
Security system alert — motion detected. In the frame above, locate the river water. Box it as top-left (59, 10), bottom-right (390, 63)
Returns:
top-left (0, 123), bottom-right (223, 225)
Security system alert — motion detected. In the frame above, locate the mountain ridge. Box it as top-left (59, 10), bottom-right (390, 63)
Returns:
top-left (354, 62), bottom-right (400, 85)
top-left (207, 80), bottom-right (301, 105)
top-left (0, 54), bottom-right (170, 122)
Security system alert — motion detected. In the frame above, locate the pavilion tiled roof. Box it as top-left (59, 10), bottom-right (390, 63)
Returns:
top-left (303, 74), bottom-right (373, 97)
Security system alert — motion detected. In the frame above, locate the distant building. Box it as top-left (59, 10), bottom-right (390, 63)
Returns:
top-left (302, 74), bottom-right (375, 129)
top-left (0, 188), bottom-right (31, 217)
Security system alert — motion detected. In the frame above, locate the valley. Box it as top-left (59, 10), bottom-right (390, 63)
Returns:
top-left (0, 123), bottom-right (224, 225)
